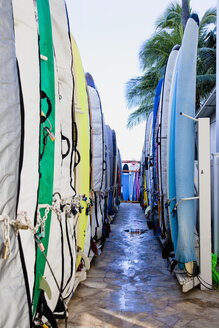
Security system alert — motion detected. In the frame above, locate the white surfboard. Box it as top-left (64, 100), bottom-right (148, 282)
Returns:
top-left (159, 45), bottom-right (179, 240)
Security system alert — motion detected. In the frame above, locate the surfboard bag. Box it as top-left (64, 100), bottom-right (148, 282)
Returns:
top-left (43, 0), bottom-right (76, 315)
top-left (112, 130), bottom-right (119, 213)
top-left (12, 0), bottom-right (41, 315)
top-left (86, 72), bottom-right (105, 242)
top-left (116, 149), bottom-right (122, 205)
top-left (0, 1), bottom-right (31, 327)
top-left (105, 125), bottom-right (115, 217)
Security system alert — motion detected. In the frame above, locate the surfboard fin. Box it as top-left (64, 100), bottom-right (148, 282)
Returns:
top-left (185, 262), bottom-right (194, 276)
top-left (39, 275), bottom-right (52, 300)
top-left (91, 239), bottom-right (99, 256)
top-left (145, 205), bottom-right (151, 216)
top-left (170, 260), bottom-right (178, 275)
top-left (77, 250), bottom-right (90, 271)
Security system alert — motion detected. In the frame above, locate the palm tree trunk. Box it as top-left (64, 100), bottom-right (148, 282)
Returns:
top-left (181, 0), bottom-right (190, 29)
top-left (196, 86), bottom-right (200, 111)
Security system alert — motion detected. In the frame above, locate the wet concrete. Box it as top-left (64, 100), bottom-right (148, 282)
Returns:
top-left (59, 203), bottom-right (219, 328)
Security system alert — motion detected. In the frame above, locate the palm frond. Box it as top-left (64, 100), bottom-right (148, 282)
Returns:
top-left (196, 74), bottom-right (216, 100)
top-left (126, 105), bottom-right (153, 129)
top-left (155, 2), bottom-right (182, 31)
top-left (198, 47), bottom-right (216, 69)
top-left (125, 69), bottom-right (160, 108)
top-left (199, 7), bottom-right (216, 28)
top-left (196, 74), bottom-right (216, 85)
top-left (198, 7), bottom-right (216, 43)
top-left (139, 30), bottom-right (180, 70)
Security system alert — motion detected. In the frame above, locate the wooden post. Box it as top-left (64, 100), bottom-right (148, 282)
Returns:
top-left (198, 118), bottom-right (212, 290)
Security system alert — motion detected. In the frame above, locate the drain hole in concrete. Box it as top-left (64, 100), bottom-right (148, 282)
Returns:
top-left (124, 228), bottom-right (147, 235)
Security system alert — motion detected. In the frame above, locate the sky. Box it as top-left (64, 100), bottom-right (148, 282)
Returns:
top-left (65, 0), bottom-right (216, 162)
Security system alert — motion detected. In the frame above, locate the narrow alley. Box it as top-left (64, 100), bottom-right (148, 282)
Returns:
top-left (59, 203), bottom-right (219, 328)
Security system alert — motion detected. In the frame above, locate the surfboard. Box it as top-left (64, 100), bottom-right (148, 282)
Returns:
top-left (135, 170), bottom-right (140, 201)
top-left (133, 170), bottom-right (137, 201)
top-left (174, 14), bottom-right (199, 265)
top-left (0, 2), bottom-right (30, 326)
top-left (12, 0), bottom-right (40, 318)
top-left (167, 15), bottom-right (199, 268)
top-left (139, 150), bottom-right (145, 207)
top-left (155, 97), bottom-right (162, 235)
top-left (104, 125), bottom-right (111, 227)
top-left (128, 164), bottom-right (134, 201)
top-left (116, 149), bottom-right (122, 206)
top-left (152, 79), bottom-right (163, 234)
top-left (112, 130), bottom-right (118, 213)
top-left (43, 0), bottom-right (76, 315)
top-left (106, 126), bottom-right (114, 217)
top-left (71, 36), bottom-right (90, 269)
top-left (143, 169), bottom-right (147, 207)
top-left (33, 0), bottom-right (55, 317)
top-left (139, 144), bottom-right (144, 207)
top-left (145, 112), bottom-right (153, 208)
top-left (122, 163), bottom-right (129, 201)
top-left (98, 120), bottom-right (106, 242)
top-left (167, 51), bottom-right (179, 254)
top-left (146, 113), bottom-right (154, 229)
top-left (86, 72), bottom-right (105, 241)
top-left (128, 162), bottom-right (138, 201)
top-left (141, 124), bottom-right (148, 208)
top-left (85, 74), bottom-right (95, 246)
top-left (159, 45), bottom-right (180, 243)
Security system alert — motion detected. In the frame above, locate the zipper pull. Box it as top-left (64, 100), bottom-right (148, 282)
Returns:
top-left (2, 240), bottom-right (9, 260)
top-left (38, 241), bottom-right (45, 253)
top-left (48, 130), bottom-right (55, 141)
top-left (45, 127), bottom-right (55, 141)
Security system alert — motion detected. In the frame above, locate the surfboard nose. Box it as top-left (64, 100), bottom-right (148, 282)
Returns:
top-left (190, 13), bottom-right (199, 26)
top-left (172, 44), bottom-right (180, 51)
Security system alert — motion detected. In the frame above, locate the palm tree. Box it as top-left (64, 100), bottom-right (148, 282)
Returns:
top-left (126, 1), bottom-right (216, 128)
top-left (197, 10), bottom-right (216, 106)
top-left (181, 0), bottom-right (190, 29)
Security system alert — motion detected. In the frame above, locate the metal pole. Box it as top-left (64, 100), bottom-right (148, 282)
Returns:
top-left (216, 0), bottom-right (219, 152)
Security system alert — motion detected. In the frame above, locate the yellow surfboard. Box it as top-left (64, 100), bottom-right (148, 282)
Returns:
top-left (143, 170), bottom-right (147, 207)
top-left (71, 35), bottom-right (90, 269)
top-left (147, 117), bottom-right (153, 203)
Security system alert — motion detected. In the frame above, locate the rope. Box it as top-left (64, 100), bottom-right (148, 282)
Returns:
top-left (0, 194), bottom-right (83, 260)
top-left (0, 216), bottom-right (10, 259)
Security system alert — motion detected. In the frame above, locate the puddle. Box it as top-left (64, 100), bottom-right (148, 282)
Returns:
top-left (124, 228), bottom-right (148, 235)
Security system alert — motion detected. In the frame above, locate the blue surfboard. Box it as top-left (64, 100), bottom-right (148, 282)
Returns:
top-left (168, 14), bottom-right (199, 266)
top-left (152, 79), bottom-right (163, 234)
top-left (168, 61), bottom-right (179, 253)
top-left (129, 172), bottom-right (135, 201)
top-left (122, 163), bottom-right (129, 201)
top-left (174, 14), bottom-right (199, 264)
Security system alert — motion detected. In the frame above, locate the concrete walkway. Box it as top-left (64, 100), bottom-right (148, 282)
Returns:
top-left (59, 203), bottom-right (219, 328)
